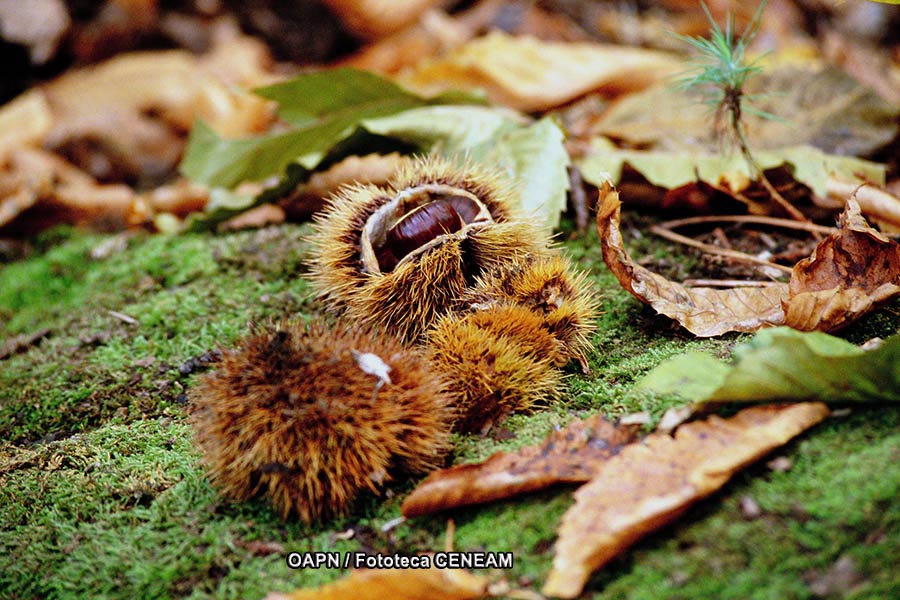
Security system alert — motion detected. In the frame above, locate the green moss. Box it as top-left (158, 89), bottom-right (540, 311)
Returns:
top-left (1, 220), bottom-right (899, 599)
top-left (0, 225), bottom-right (315, 443)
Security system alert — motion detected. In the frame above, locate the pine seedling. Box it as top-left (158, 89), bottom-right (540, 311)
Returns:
top-left (674, 1), bottom-right (806, 221)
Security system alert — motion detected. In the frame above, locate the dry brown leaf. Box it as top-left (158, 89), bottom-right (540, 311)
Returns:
top-left (596, 186), bottom-right (788, 336)
top-left (543, 402), bottom-right (830, 599)
top-left (218, 203), bottom-right (285, 232)
top-left (0, 24), bottom-right (281, 234)
top-left (138, 180), bottom-right (209, 218)
top-left (0, 89), bottom-right (53, 153)
top-left (598, 186), bottom-right (900, 335)
top-left (3, 23), bottom-right (274, 187)
top-left (785, 198), bottom-right (900, 331)
top-left (339, 10), bottom-right (473, 75)
top-left (0, 148), bottom-right (144, 235)
top-left (401, 31), bottom-right (681, 112)
top-left (402, 414), bottom-right (639, 518)
top-left (321, 0), bottom-right (444, 40)
top-left (265, 566), bottom-right (489, 600)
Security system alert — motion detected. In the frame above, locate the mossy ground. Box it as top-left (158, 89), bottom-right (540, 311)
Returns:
top-left (1, 219), bottom-right (899, 599)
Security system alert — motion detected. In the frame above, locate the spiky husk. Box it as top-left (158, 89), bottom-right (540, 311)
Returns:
top-left (463, 253), bottom-right (598, 367)
top-left (426, 305), bottom-right (562, 433)
top-left (189, 321), bottom-right (453, 523)
top-left (309, 156), bottom-right (552, 342)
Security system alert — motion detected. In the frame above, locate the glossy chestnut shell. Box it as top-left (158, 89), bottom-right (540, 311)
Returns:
top-left (361, 185), bottom-right (493, 274)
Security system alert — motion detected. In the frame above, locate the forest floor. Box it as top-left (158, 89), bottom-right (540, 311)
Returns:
top-left (2, 218), bottom-right (899, 599)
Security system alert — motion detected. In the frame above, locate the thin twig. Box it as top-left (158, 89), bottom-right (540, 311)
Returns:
top-left (108, 310), bottom-right (139, 325)
top-left (683, 278), bottom-right (783, 288)
top-left (732, 109), bottom-right (811, 226)
top-left (657, 214), bottom-right (836, 235)
top-left (648, 224), bottom-right (793, 274)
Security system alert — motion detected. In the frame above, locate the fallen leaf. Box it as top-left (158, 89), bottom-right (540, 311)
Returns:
top-left (542, 402), bottom-right (830, 598)
top-left (402, 31), bottom-right (681, 112)
top-left (43, 30), bottom-right (274, 183)
top-left (402, 414), bottom-right (638, 518)
top-left (596, 186), bottom-right (788, 336)
top-left (0, 89), bottom-right (53, 152)
top-left (591, 65), bottom-right (900, 158)
top-left (597, 187), bottom-right (900, 335)
top-left (185, 95), bottom-right (570, 230)
top-left (180, 68), bottom-right (479, 188)
top-left (785, 198), bottom-right (900, 331)
top-left (265, 567), bottom-right (489, 600)
top-left (636, 327), bottom-right (900, 404)
top-left (218, 203), bottom-right (285, 232)
top-left (580, 137), bottom-right (886, 203)
top-left (340, 9), bottom-right (474, 75)
top-left (0, 148), bottom-right (144, 235)
top-left (320, 0), bottom-right (444, 40)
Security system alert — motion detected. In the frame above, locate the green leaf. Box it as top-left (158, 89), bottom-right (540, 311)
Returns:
top-left (255, 68), bottom-right (431, 126)
top-left (179, 69), bottom-right (482, 188)
top-left (636, 327), bottom-right (900, 404)
top-left (180, 72), bottom-right (569, 229)
top-left (179, 120), bottom-right (333, 188)
top-left (364, 107), bottom-right (570, 229)
top-left (361, 105), bottom-right (520, 152)
top-left (483, 117), bottom-right (570, 230)
top-left (579, 139), bottom-right (886, 198)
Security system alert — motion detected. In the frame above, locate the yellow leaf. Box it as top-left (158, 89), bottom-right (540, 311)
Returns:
top-left (402, 31), bottom-right (681, 112)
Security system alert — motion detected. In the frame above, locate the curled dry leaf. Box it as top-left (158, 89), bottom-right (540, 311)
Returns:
top-left (264, 567), bottom-right (489, 600)
top-left (543, 402), bottom-right (831, 599)
top-left (402, 414), bottom-right (639, 518)
top-left (596, 186), bottom-right (788, 336)
top-left (402, 31), bottom-right (681, 112)
top-left (786, 198), bottom-right (900, 331)
top-left (598, 186), bottom-right (900, 335)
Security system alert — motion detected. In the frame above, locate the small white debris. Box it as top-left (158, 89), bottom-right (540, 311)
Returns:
top-left (739, 495), bottom-right (762, 520)
top-left (380, 516), bottom-right (406, 533)
top-left (861, 337), bottom-right (884, 351)
top-left (657, 405), bottom-right (696, 434)
top-left (108, 310), bottom-right (139, 325)
top-left (619, 411), bottom-right (651, 426)
top-left (767, 456), bottom-right (793, 473)
top-left (351, 349), bottom-right (392, 385)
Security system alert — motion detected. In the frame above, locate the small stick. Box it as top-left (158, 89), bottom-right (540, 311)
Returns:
top-left (108, 310), bottom-right (139, 325)
top-left (648, 224), bottom-right (793, 274)
top-left (684, 278), bottom-right (783, 288)
top-left (656, 214), bottom-right (836, 235)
